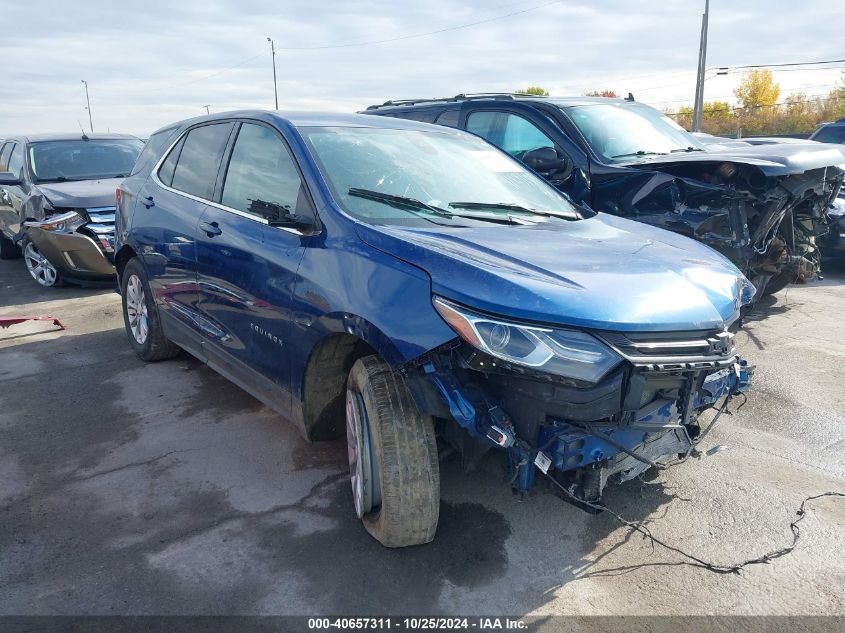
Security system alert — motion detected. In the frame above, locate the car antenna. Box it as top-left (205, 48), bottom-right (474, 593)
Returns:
top-left (77, 120), bottom-right (90, 140)
top-left (625, 92), bottom-right (635, 102)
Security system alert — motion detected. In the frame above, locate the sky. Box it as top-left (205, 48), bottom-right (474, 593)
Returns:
top-left (1, 0), bottom-right (842, 137)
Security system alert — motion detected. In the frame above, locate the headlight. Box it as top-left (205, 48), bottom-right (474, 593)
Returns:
top-left (433, 296), bottom-right (622, 383)
top-left (24, 211), bottom-right (85, 232)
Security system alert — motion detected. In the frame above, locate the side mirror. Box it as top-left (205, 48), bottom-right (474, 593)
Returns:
top-left (248, 198), bottom-right (315, 232)
top-left (268, 214), bottom-right (316, 233)
top-left (0, 172), bottom-right (21, 186)
top-left (521, 148), bottom-right (572, 180)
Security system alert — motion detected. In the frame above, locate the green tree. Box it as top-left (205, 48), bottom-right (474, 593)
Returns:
top-left (516, 86), bottom-right (549, 96)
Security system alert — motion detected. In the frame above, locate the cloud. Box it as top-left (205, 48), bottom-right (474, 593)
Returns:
top-left (1, 0), bottom-right (841, 137)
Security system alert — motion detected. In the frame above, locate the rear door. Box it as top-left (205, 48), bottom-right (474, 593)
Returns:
top-left (196, 120), bottom-right (313, 413)
top-left (134, 121), bottom-right (234, 353)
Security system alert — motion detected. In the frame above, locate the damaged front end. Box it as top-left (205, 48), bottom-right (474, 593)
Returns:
top-left (593, 153), bottom-right (845, 297)
top-left (22, 206), bottom-right (117, 280)
top-left (404, 297), bottom-right (752, 508)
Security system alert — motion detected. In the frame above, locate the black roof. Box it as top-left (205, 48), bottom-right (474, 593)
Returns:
top-left (364, 93), bottom-right (635, 112)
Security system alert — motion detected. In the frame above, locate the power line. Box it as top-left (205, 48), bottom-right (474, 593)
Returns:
top-left (711, 58), bottom-right (845, 71)
top-left (142, 1), bottom-right (563, 92)
top-left (272, 0), bottom-right (563, 50)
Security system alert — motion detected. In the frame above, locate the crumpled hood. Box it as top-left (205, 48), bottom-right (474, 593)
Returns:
top-left (35, 178), bottom-right (123, 209)
top-left (358, 213), bottom-right (750, 332)
top-left (629, 142), bottom-right (845, 176)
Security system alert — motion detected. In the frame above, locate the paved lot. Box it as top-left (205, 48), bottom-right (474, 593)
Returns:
top-left (1, 258), bottom-right (844, 616)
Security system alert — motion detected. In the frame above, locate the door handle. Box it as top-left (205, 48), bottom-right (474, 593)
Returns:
top-left (200, 221), bottom-right (222, 237)
top-left (143, 196), bottom-right (155, 209)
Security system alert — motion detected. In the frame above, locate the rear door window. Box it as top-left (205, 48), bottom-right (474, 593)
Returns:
top-left (169, 123), bottom-right (233, 199)
top-left (221, 123), bottom-right (308, 219)
top-left (466, 111), bottom-right (555, 157)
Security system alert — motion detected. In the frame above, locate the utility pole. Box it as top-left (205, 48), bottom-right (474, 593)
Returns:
top-left (692, 0), bottom-right (709, 132)
top-left (203, 105), bottom-right (211, 114)
top-left (267, 36), bottom-right (278, 110)
top-left (81, 80), bottom-right (93, 133)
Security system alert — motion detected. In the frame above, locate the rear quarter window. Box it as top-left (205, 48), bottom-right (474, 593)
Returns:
top-left (130, 127), bottom-right (180, 176)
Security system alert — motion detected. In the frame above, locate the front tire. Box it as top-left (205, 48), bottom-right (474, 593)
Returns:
top-left (346, 356), bottom-right (440, 547)
top-left (121, 257), bottom-right (180, 361)
top-left (22, 238), bottom-right (64, 287)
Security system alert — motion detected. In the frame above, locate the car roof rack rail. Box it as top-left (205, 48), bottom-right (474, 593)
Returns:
top-left (365, 93), bottom-right (548, 110)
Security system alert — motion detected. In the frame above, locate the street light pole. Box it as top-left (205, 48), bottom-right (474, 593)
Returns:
top-left (692, 0), bottom-right (709, 132)
top-left (267, 36), bottom-right (278, 110)
top-left (203, 104), bottom-right (211, 114)
top-left (81, 80), bottom-right (93, 133)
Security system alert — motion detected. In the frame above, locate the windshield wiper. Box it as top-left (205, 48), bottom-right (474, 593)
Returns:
top-left (348, 188), bottom-right (526, 225)
top-left (348, 188), bottom-right (452, 216)
top-left (610, 150), bottom-right (668, 159)
top-left (449, 201), bottom-right (577, 220)
top-left (670, 147), bottom-right (705, 153)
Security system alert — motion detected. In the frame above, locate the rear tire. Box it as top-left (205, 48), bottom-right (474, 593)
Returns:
top-left (0, 232), bottom-right (20, 260)
top-left (121, 257), bottom-right (180, 361)
top-left (346, 356), bottom-right (440, 547)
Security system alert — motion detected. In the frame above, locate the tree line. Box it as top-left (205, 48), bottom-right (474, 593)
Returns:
top-left (521, 71), bottom-right (845, 138)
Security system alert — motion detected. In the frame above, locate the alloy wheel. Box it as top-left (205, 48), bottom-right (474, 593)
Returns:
top-left (125, 274), bottom-right (149, 345)
top-left (23, 241), bottom-right (58, 287)
top-left (345, 388), bottom-right (380, 518)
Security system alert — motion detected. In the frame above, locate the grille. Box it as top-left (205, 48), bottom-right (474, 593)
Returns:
top-left (594, 329), bottom-right (736, 370)
top-left (85, 206), bottom-right (116, 235)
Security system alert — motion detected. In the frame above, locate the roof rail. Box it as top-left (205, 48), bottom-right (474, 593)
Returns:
top-left (365, 92), bottom-right (547, 111)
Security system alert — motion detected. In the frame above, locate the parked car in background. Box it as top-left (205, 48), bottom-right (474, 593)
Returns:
top-left (810, 118), bottom-right (845, 145)
top-left (116, 111), bottom-right (753, 547)
top-left (364, 94), bottom-right (845, 297)
top-left (0, 133), bottom-right (144, 287)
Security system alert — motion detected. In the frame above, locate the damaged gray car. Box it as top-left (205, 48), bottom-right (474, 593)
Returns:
top-left (365, 95), bottom-right (845, 298)
top-left (0, 133), bottom-right (144, 287)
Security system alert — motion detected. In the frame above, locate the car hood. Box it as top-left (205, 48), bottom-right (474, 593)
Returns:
top-left (357, 213), bottom-right (750, 332)
top-left (35, 178), bottom-right (123, 209)
top-left (628, 142), bottom-right (845, 176)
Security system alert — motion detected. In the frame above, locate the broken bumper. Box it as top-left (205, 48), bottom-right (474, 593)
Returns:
top-left (407, 327), bottom-right (753, 506)
top-left (24, 211), bottom-right (116, 281)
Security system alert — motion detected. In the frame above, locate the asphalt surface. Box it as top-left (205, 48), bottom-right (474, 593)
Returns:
top-left (1, 257), bottom-right (844, 616)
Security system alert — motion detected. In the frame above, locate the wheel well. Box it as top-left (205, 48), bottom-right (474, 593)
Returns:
top-left (302, 333), bottom-right (378, 441)
top-left (115, 246), bottom-right (137, 281)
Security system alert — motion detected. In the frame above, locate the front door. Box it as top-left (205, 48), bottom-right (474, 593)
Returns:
top-left (195, 121), bottom-right (313, 413)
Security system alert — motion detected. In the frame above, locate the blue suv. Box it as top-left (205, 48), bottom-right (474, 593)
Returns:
top-left (116, 111), bottom-right (753, 547)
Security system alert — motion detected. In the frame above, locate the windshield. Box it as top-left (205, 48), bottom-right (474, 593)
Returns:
top-left (28, 139), bottom-right (144, 182)
top-left (567, 103), bottom-right (705, 163)
top-left (300, 126), bottom-right (581, 227)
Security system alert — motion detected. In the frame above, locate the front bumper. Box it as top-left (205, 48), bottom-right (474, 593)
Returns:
top-left (23, 207), bottom-right (116, 282)
top-left (407, 329), bottom-right (753, 506)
